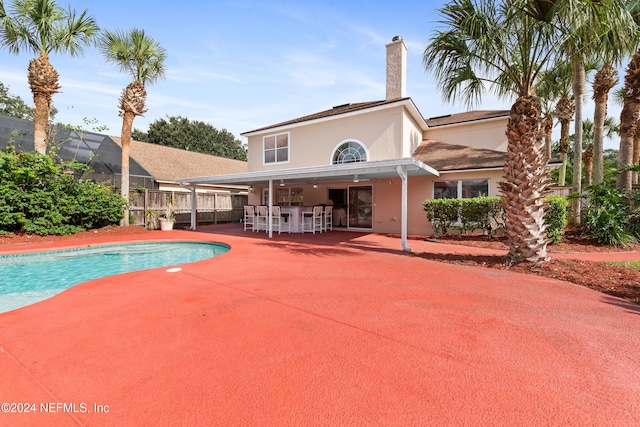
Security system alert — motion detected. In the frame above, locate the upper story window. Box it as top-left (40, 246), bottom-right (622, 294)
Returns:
top-left (264, 132), bottom-right (289, 164)
top-left (332, 140), bottom-right (368, 164)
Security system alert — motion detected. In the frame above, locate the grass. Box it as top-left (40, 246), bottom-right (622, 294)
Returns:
top-left (607, 260), bottom-right (640, 271)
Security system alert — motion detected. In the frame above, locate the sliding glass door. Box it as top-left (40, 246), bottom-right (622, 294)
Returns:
top-left (348, 186), bottom-right (372, 229)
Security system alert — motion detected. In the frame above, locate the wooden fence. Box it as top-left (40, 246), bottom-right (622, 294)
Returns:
top-left (130, 190), bottom-right (247, 228)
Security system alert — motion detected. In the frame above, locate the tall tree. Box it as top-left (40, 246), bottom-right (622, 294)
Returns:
top-left (592, 63), bottom-right (618, 184)
top-left (616, 2), bottom-right (640, 190)
top-left (617, 50), bottom-right (640, 190)
top-left (535, 71), bottom-right (561, 160)
top-left (1, 0), bottom-right (98, 154)
top-left (580, 117), bottom-right (618, 186)
top-left (0, 81), bottom-right (33, 119)
top-left (424, 0), bottom-right (564, 263)
top-left (99, 28), bottom-right (166, 226)
top-left (557, 0), bottom-right (635, 223)
top-left (555, 93), bottom-right (575, 185)
top-left (139, 115), bottom-right (247, 161)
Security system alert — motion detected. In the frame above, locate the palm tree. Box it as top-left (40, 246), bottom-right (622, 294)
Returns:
top-left (554, 94), bottom-right (574, 186)
top-left (99, 29), bottom-right (166, 226)
top-left (581, 117), bottom-right (618, 186)
top-left (535, 71), bottom-right (562, 159)
top-left (557, 0), bottom-right (635, 223)
top-left (592, 63), bottom-right (618, 185)
top-left (616, 2), bottom-right (640, 190)
top-left (0, 1), bottom-right (12, 44)
top-left (1, 0), bottom-right (98, 154)
top-left (617, 50), bottom-right (640, 190)
top-left (424, 0), bottom-right (564, 263)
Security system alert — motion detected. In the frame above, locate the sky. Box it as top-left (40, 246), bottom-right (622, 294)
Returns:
top-left (0, 0), bottom-right (625, 149)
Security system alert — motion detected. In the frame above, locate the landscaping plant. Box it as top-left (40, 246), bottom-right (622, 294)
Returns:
top-left (582, 183), bottom-right (636, 247)
top-left (0, 146), bottom-right (126, 235)
top-left (545, 196), bottom-right (568, 244)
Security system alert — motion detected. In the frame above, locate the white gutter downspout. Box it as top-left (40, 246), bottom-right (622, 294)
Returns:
top-left (396, 165), bottom-right (411, 252)
top-left (268, 179), bottom-right (273, 238)
top-left (190, 185), bottom-right (197, 230)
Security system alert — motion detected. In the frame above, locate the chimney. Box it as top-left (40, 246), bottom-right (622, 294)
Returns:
top-left (386, 35), bottom-right (407, 100)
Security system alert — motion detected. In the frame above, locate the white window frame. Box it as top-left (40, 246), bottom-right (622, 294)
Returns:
top-left (433, 179), bottom-right (490, 199)
top-left (330, 138), bottom-right (369, 165)
top-left (263, 132), bottom-right (290, 165)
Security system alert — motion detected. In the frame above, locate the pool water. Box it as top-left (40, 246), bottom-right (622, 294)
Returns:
top-left (0, 241), bottom-right (229, 313)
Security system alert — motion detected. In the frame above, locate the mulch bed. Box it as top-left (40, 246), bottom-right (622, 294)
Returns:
top-left (420, 230), bottom-right (640, 305)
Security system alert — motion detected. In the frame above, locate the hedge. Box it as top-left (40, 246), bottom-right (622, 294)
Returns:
top-left (424, 195), bottom-right (567, 242)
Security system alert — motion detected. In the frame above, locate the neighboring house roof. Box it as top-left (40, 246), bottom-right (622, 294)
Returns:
top-left (242, 97), bottom-right (427, 136)
top-left (110, 137), bottom-right (248, 183)
top-left (412, 139), bottom-right (506, 171)
top-left (426, 110), bottom-right (510, 127)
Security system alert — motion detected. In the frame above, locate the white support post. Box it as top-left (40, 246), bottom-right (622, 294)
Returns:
top-left (397, 165), bottom-right (410, 252)
top-left (190, 186), bottom-right (197, 230)
top-left (268, 179), bottom-right (273, 238)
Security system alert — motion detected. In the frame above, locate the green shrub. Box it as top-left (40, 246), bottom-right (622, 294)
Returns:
top-left (0, 146), bottom-right (126, 235)
top-left (544, 196), bottom-right (568, 244)
top-left (459, 197), bottom-right (504, 234)
top-left (424, 196), bottom-right (504, 236)
top-left (583, 184), bottom-right (636, 247)
top-left (423, 198), bottom-right (461, 236)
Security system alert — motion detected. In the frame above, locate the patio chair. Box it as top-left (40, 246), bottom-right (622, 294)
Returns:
top-left (243, 205), bottom-right (256, 231)
top-left (302, 205), bottom-right (323, 234)
top-left (271, 205), bottom-right (290, 234)
top-left (255, 205), bottom-right (268, 232)
top-left (323, 205), bottom-right (333, 231)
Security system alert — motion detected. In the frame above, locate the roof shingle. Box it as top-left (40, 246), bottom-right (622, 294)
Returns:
top-left (110, 137), bottom-right (247, 182)
top-left (412, 139), bottom-right (506, 171)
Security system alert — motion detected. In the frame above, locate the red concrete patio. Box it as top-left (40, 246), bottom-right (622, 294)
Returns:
top-left (1, 224), bottom-right (639, 426)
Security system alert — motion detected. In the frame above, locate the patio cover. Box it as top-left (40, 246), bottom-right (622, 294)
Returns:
top-left (176, 158), bottom-right (439, 251)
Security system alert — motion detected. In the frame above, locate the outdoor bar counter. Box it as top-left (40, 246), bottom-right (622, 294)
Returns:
top-left (280, 206), bottom-right (313, 233)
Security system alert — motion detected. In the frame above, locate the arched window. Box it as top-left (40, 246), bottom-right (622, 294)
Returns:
top-left (332, 140), bottom-right (368, 164)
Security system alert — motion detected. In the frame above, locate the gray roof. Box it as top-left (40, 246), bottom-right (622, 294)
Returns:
top-left (242, 98), bottom-right (422, 135)
top-left (412, 139), bottom-right (506, 171)
top-left (0, 115), bottom-right (248, 183)
top-left (426, 110), bottom-right (510, 127)
top-left (110, 136), bottom-right (247, 182)
top-left (0, 115), bottom-right (151, 177)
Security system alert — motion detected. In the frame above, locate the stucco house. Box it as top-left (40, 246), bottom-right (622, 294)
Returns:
top-left (177, 36), bottom-right (552, 250)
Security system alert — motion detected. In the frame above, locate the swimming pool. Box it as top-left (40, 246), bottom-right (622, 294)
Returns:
top-left (0, 241), bottom-right (229, 313)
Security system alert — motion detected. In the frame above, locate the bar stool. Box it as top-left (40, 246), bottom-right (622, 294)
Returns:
top-left (323, 205), bottom-right (333, 231)
top-left (255, 205), bottom-right (268, 232)
top-left (271, 205), bottom-right (290, 234)
top-left (302, 206), bottom-right (323, 234)
top-left (243, 205), bottom-right (255, 231)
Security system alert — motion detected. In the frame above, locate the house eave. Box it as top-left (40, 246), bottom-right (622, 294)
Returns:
top-left (176, 157), bottom-right (439, 187)
top-left (241, 98), bottom-right (428, 137)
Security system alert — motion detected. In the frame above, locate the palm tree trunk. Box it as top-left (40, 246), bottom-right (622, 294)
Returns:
top-left (570, 57), bottom-right (585, 225)
top-left (28, 52), bottom-right (60, 154)
top-left (499, 95), bottom-right (551, 263)
top-left (617, 49), bottom-right (640, 192)
top-left (592, 92), bottom-right (607, 185)
top-left (633, 123), bottom-right (640, 185)
top-left (583, 144), bottom-right (593, 187)
top-left (32, 94), bottom-right (49, 154)
top-left (543, 112), bottom-right (553, 160)
top-left (592, 62), bottom-right (617, 185)
top-left (120, 111), bottom-right (135, 227)
top-left (558, 122), bottom-right (570, 186)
